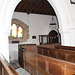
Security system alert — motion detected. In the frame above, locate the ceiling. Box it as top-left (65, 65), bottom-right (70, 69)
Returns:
top-left (15, 0), bottom-right (56, 15)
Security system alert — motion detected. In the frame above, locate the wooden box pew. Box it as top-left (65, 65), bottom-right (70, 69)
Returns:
top-left (54, 45), bottom-right (75, 51)
top-left (23, 49), bottom-right (75, 75)
top-left (38, 44), bottom-right (59, 49)
top-left (21, 45), bottom-right (37, 53)
top-left (37, 46), bottom-right (75, 63)
top-left (0, 55), bottom-right (18, 75)
top-left (18, 44), bottom-right (36, 67)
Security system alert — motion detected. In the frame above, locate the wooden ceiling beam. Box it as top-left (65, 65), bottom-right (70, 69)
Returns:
top-left (22, 0), bottom-right (31, 12)
top-left (26, 2), bottom-right (34, 12)
top-left (41, 3), bottom-right (55, 15)
top-left (34, 3), bottom-right (43, 13)
top-left (47, 7), bottom-right (56, 15)
top-left (15, 0), bottom-right (27, 11)
top-left (26, 1), bottom-right (37, 14)
top-left (38, 4), bottom-right (48, 13)
top-left (15, 0), bottom-right (56, 15)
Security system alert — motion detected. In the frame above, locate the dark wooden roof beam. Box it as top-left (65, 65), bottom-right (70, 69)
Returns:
top-left (22, 0), bottom-right (31, 12)
top-left (15, 0), bottom-right (56, 15)
top-left (15, 0), bottom-right (27, 11)
top-left (26, 1), bottom-right (38, 14)
top-left (34, 3), bottom-right (42, 12)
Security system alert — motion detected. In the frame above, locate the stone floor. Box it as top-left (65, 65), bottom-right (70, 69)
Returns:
top-left (16, 68), bottom-right (31, 75)
top-left (10, 60), bottom-right (31, 75)
top-left (10, 60), bottom-right (20, 69)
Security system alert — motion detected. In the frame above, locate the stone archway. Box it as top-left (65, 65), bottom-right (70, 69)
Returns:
top-left (0, 0), bottom-right (74, 61)
top-left (0, 0), bottom-right (21, 61)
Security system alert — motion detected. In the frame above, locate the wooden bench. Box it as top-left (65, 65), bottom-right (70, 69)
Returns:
top-left (37, 46), bottom-right (75, 63)
top-left (23, 49), bottom-right (75, 75)
top-left (54, 45), bottom-right (75, 51)
top-left (0, 54), bottom-right (18, 75)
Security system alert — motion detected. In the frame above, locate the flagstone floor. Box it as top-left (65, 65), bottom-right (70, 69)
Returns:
top-left (10, 60), bottom-right (31, 75)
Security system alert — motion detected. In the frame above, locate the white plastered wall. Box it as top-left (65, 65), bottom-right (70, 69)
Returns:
top-left (0, 0), bottom-right (21, 61)
top-left (48, 0), bottom-right (75, 46)
top-left (12, 12), bottom-right (58, 44)
top-left (9, 12), bottom-right (58, 61)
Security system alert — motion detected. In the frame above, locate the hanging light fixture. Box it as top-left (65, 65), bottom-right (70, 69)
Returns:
top-left (50, 17), bottom-right (56, 25)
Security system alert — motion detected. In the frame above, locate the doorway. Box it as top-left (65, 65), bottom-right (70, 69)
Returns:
top-left (49, 30), bottom-right (60, 44)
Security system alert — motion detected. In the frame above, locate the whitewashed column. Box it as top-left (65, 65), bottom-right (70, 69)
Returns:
top-left (0, 0), bottom-right (21, 61)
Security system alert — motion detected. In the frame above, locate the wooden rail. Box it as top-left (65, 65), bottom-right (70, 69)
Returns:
top-left (18, 44), bottom-right (37, 67)
top-left (0, 55), bottom-right (18, 75)
top-left (54, 45), bottom-right (75, 51)
top-left (37, 46), bottom-right (75, 63)
top-left (23, 49), bottom-right (75, 75)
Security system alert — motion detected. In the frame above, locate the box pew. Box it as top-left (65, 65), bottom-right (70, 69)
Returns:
top-left (18, 44), bottom-right (36, 67)
top-left (54, 45), bottom-right (75, 51)
top-left (38, 44), bottom-right (59, 49)
top-left (0, 55), bottom-right (18, 75)
top-left (37, 46), bottom-right (75, 63)
top-left (23, 49), bottom-right (75, 75)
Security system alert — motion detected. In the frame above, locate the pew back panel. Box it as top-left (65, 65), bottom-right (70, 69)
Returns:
top-left (23, 49), bottom-right (75, 75)
top-left (54, 45), bottom-right (75, 51)
top-left (37, 46), bottom-right (75, 63)
top-left (18, 44), bottom-right (36, 67)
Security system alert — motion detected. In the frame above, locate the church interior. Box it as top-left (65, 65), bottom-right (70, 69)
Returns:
top-left (0, 0), bottom-right (75, 75)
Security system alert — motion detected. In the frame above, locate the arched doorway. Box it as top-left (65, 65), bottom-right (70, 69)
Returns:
top-left (49, 30), bottom-right (60, 44)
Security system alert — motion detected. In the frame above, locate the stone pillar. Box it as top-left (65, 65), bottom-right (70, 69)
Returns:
top-left (60, 29), bottom-right (71, 46)
top-left (48, 0), bottom-right (75, 46)
top-left (60, 28), bottom-right (75, 46)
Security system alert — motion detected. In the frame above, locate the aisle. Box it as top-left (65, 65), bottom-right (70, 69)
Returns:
top-left (16, 68), bottom-right (31, 75)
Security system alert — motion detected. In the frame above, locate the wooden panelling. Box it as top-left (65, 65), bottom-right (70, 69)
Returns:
top-left (43, 48), bottom-right (49, 56)
top-left (18, 44), bottom-right (36, 67)
top-left (37, 46), bottom-right (75, 63)
top-left (22, 45), bottom-right (37, 53)
top-left (49, 63), bottom-right (62, 75)
top-left (38, 59), bottom-right (46, 70)
top-left (58, 51), bottom-right (65, 60)
top-left (38, 44), bottom-right (59, 49)
top-left (54, 45), bottom-right (75, 51)
top-left (23, 50), bottom-right (75, 75)
top-left (30, 55), bottom-right (37, 66)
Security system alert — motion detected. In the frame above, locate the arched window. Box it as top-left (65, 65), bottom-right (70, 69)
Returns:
top-left (9, 19), bottom-right (29, 43)
top-left (18, 26), bottom-right (23, 37)
top-left (10, 24), bottom-right (23, 38)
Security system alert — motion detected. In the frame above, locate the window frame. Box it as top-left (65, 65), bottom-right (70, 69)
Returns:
top-left (9, 24), bottom-right (23, 39)
top-left (9, 19), bottom-right (29, 43)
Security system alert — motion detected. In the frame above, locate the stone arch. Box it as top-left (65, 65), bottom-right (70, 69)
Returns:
top-left (0, 0), bottom-right (21, 61)
top-left (5, 0), bottom-right (73, 46)
top-left (0, 0), bottom-right (74, 61)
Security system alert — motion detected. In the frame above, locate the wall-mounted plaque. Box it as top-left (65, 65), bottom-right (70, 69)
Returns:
top-left (32, 36), bottom-right (36, 39)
